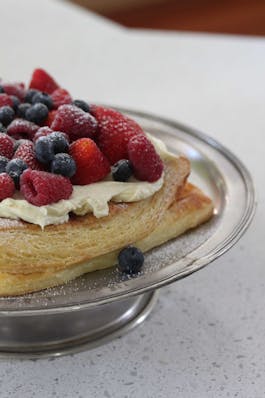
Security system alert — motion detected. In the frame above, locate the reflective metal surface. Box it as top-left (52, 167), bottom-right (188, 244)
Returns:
top-left (0, 110), bottom-right (256, 357)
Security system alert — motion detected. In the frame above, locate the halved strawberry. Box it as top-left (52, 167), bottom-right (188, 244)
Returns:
top-left (29, 68), bottom-right (59, 94)
top-left (70, 138), bottom-right (110, 185)
top-left (90, 105), bottom-right (144, 165)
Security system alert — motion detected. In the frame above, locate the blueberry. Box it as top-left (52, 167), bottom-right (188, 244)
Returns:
top-left (6, 158), bottom-right (28, 189)
top-left (0, 123), bottom-right (6, 133)
top-left (50, 153), bottom-right (76, 178)
top-left (24, 89), bottom-right (40, 103)
top-left (32, 92), bottom-right (53, 110)
top-left (49, 132), bottom-right (69, 154)
top-left (0, 106), bottom-right (15, 126)
top-left (35, 136), bottom-right (54, 164)
top-left (17, 103), bottom-right (31, 119)
top-left (118, 246), bottom-right (144, 275)
top-left (0, 85), bottom-right (4, 94)
top-left (10, 95), bottom-right (20, 112)
top-left (0, 155), bottom-right (9, 173)
top-left (112, 159), bottom-right (133, 182)
top-left (73, 100), bottom-right (90, 113)
top-left (25, 103), bottom-right (49, 124)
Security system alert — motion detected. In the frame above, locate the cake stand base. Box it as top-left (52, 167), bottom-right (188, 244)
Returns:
top-left (0, 291), bottom-right (158, 359)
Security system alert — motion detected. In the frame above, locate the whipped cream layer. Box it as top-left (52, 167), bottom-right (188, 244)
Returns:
top-left (0, 134), bottom-right (176, 228)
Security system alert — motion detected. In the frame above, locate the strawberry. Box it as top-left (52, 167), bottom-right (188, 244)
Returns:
top-left (90, 105), bottom-right (144, 165)
top-left (51, 88), bottom-right (72, 108)
top-left (128, 135), bottom-right (164, 182)
top-left (51, 105), bottom-right (98, 142)
top-left (0, 173), bottom-right (15, 200)
top-left (20, 169), bottom-right (73, 206)
top-left (7, 119), bottom-right (39, 140)
top-left (1, 82), bottom-right (25, 101)
top-left (0, 134), bottom-right (14, 159)
top-left (13, 141), bottom-right (44, 170)
top-left (70, 138), bottom-right (110, 185)
top-left (29, 68), bottom-right (59, 94)
top-left (0, 94), bottom-right (13, 108)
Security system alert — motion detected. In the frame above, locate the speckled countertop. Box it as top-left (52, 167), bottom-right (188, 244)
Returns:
top-left (0, 1), bottom-right (265, 397)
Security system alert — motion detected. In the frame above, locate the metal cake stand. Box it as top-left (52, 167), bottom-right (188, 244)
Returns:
top-left (0, 109), bottom-right (256, 358)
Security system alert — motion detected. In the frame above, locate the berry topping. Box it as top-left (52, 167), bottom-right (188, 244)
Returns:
top-left (73, 99), bottom-right (90, 113)
top-left (0, 133), bottom-right (14, 159)
top-left (0, 93), bottom-right (13, 108)
top-left (51, 104), bottom-right (98, 142)
top-left (49, 131), bottom-right (69, 152)
top-left (128, 135), bottom-right (164, 182)
top-left (13, 139), bottom-right (31, 152)
top-left (7, 119), bottom-right (39, 140)
top-left (29, 68), bottom-right (59, 94)
top-left (70, 138), bottom-right (110, 185)
top-left (0, 82), bottom-right (25, 101)
top-left (32, 92), bottom-right (53, 110)
top-left (17, 103), bottom-right (31, 119)
top-left (0, 173), bottom-right (15, 201)
top-left (25, 103), bottom-right (49, 124)
top-left (24, 89), bottom-right (40, 103)
top-left (118, 246), bottom-right (144, 274)
top-left (6, 158), bottom-right (28, 189)
top-left (20, 169), bottom-right (73, 206)
top-left (51, 88), bottom-right (72, 109)
top-left (90, 105), bottom-right (144, 164)
top-left (35, 136), bottom-right (54, 164)
top-left (112, 159), bottom-right (133, 182)
top-left (0, 106), bottom-right (15, 127)
top-left (33, 126), bottom-right (53, 143)
top-left (0, 123), bottom-right (6, 133)
top-left (46, 110), bottom-right (57, 127)
top-left (0, 156), bottom-right (9, 173)
top-left (11, 95), bottom-right (20, 112)
top-left (0, 86), bottom-right (4, 93)
top-left (34, 131), bottom-right (69, 165)
top-left (13, 141), bottom-right (43, 170)
top-left (50, 153), bottom-right (76, 178)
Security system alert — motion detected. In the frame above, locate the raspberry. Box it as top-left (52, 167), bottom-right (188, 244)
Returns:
top-left (33, 126), bottom-right (53, 143)
top-left (0, 173), bottom-right (15, 201)
top-left (128, 135), bottom-right (164, 182)
top-left (90, 105), bottom-right (144, 165)
top-left (45, 110), bottom-right (57, 127)
top-left (7, 119), bottom-right (39, 140)
top-left (29, 68), bottom-right (59, 94)
top-left (1, 82), bottom-right (25, 101)
top-left (70, 138), bottom-right (110, 185)
top-left (13, 141), bottom-right (44, 170)
top-left (51, 105), bottom-right (98, 142)
top-left (0, 134), bottom-right (14, 159)
top-left (51, 88), bottom-right (72, 109)
top-left (20, 169), bottom-right (73, 206)
top-left (0, 93), bottom-right (13, 108)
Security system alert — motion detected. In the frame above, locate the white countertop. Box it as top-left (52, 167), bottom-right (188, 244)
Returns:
top-left (1, 1), bottom-right (265, 397)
